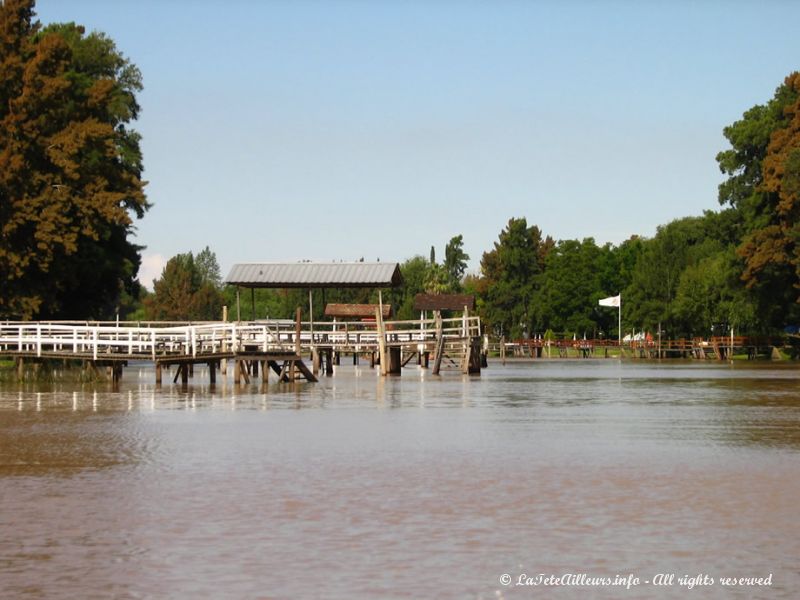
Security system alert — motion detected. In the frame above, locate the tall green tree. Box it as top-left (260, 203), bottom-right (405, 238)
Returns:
top-left (145, 251), bottom-right (224, 321)
top-left (624, 214), bottom-right (741, 336)
top-left (390, 255), bottom-right (431, 320)
top-left (422, 263), bottom-right (451, 294)
top-left (598, 237), bottom-right (644, 298)
top-left (717, 71), bottom-right (800, 327)
top-left (673, 249), bottom-right (757, 336)
top-left (443, 234), bottom-right (469, 290)
top-left (479, 218), bottom-right (553, 337)
top-left (195, 245), bottom-right (222, 288)
top-left (535, 238), bottom-right (604, 335)
top-left (0, 1), bottom-right (147, 319)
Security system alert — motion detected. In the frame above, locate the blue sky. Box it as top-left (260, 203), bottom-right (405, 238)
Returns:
top-left (34, 0), bottom-right (800, 287)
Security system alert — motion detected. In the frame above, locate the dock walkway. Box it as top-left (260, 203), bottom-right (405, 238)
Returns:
top-left (1, 314), bottom-right (484, 383)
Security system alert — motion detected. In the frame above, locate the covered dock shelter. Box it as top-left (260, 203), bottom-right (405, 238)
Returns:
top-left (224, 261), bottom-right (403, 321)
top-left (225, 261), bottom-right (404, 378)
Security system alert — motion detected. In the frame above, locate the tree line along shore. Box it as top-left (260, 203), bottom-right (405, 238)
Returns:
top-left (2, 2), bottom-right (800, 349)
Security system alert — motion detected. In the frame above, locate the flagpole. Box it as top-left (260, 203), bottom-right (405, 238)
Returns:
top-left (618, 292), bottom-right (622, 348)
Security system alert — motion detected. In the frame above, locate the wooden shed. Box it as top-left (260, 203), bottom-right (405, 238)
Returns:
top-left (413, 294), bottom-right (475, 312)
top-left (324, 303), bottom-right (392, 320)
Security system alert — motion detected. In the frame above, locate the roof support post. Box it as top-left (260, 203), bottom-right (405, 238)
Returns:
top-left (236, 287), bottom-right (241, 322)
top-left (308, 289), bottom-right (314, 348)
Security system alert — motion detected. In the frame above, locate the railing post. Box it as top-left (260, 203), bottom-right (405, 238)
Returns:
top-left (432, 312), bottom-right (444, 375)
top-left (36, 324), bottom-right (42, 357)
top-left (191, 326), bottom-right (197, 358)
top-left (418, 311), bottom-right (425, 353)
top-left (376, 307), bottom-right (387, 376)
top-left (221, 306), bottom-right (228, 375)
top-left (461, 307), bottom-right (470, 373)
top-left (295, 307), bottom-right (302, 354)
top-left (92, 328), bottom-right (98, 361)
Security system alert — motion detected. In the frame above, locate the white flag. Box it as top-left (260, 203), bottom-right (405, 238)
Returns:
top-left (598, 294), bottom-right (621, 308)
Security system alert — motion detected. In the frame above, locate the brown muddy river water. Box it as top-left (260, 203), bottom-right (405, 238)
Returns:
top-left (1, 360), bottom-right (799, 599)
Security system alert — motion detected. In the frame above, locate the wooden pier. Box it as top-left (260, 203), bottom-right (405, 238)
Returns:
top-left (496, 335), bottom-right (787, 360)
top-left (0, 311), bottom-right (483, 384)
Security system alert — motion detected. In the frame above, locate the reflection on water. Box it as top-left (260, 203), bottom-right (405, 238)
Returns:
top-left (1, 360), bottom-right (799, 598)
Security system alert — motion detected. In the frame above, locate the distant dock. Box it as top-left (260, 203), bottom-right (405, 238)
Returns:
top-left (496, 336), bottom-right (788, 360)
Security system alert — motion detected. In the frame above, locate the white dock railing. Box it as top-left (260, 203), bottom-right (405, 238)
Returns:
top-left (0, 316), bottom-right (481, 361)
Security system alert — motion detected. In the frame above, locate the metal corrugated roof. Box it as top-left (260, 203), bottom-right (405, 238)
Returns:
top-left (225, 262), bottom-right (403, 288)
